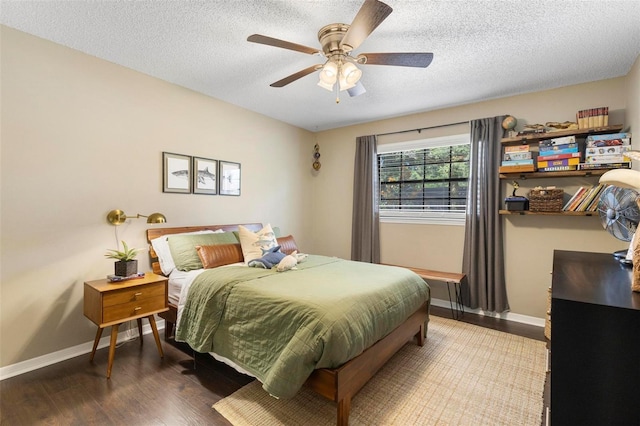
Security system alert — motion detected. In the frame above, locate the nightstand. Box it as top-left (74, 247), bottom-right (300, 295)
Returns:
top-left (84, 273), bottom-right (169, 378)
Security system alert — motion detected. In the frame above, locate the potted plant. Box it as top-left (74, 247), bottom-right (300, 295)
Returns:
top-left (105, 241), bottom-right (141, 277)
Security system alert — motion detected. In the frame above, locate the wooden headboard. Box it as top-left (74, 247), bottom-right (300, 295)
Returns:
top-left (146, 223), bottom-right (263, 275)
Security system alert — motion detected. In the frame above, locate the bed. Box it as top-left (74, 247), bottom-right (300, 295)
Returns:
top-left (147, 223), bottom-right (430, 426)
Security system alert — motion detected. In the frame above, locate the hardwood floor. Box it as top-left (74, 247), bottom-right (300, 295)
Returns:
top-left (0, 306), bottom-right (545, 425)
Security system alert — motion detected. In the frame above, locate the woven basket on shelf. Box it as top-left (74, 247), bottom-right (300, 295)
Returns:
top-left (528, 188), bottom-right (564, 212)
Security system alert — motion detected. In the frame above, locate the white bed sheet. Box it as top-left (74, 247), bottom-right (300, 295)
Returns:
top-left (167, 269), bottom-right (203, 306)
top-left (169, 263), bottom-right (256, 378)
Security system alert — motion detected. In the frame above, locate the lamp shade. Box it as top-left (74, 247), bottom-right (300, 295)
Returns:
top-left (319, 61), bottom-right (338, 84)
top-left (341, 62), bottom-right (362, 86)
top-left (599, 169), bottom-right (640, 190)
top-left (146, 212), bottom-right (167, 224)
top-left (317, 79), bottom-right (334, 91)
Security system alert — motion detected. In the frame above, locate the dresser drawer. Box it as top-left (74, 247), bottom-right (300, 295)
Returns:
top-left (103, 294), bottom-right (166, 323)
top-left (103, 282), bottom-right (165, 307)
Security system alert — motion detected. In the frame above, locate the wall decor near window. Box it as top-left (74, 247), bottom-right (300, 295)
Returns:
top-left (192, 156), bottom-right (218, 195)
top-left (163, 152), bottom-right (191, 194)
top-left (313, 144), bottom-right (321, 171)
top-left (219, 160), bottom-right (241, 196)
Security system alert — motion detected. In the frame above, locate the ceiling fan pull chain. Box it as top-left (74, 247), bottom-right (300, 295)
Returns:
top-left (335, 62), bottom-right (341, 103)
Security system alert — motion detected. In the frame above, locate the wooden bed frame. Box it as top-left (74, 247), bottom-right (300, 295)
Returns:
top-left (146, 223), bottom-right (429, 426)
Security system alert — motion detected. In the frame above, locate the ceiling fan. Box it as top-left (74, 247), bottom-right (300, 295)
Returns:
top-left (247, 0), bottom-right (434, 102)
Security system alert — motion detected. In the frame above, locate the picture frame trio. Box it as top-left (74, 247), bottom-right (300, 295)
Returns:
top-left (162, 152), bottom-right (241, 196)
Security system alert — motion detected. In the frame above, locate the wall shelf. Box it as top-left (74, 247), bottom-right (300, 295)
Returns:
top-left (499, 122), bottom-right (628, 218)
top-left (499, 210), bottom-right (598, 216)
top-left (499, 169), bottom-right (611, 179)
top-left (501, 125), bottom-right (624, 146)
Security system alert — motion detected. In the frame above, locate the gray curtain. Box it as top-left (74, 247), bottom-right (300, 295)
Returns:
top-left (462, 116), bottom-right (509, 312)
top-left (351, 135), bottom-right (380, 263)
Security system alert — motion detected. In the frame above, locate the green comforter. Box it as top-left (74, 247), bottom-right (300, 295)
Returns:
top-left (176, 255), bottom-right (430, 398)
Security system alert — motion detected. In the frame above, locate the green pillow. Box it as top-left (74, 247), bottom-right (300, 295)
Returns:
top-left (168, 232), bottom-right (239, 271)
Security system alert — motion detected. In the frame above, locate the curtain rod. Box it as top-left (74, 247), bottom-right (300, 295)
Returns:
top-left (376, 120), bottom-right (469, 137)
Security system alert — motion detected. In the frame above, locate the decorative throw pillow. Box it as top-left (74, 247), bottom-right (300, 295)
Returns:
top-left (277, 235), bottom-right (299, 255)
top-left (168, 232), bottom-right (239, 271)
top-left (151, 230), bottom-right (216, 275)
top-left (238, 223), bottom-right (278, 263)
top-left (195, 243), bottom-right (244, 269)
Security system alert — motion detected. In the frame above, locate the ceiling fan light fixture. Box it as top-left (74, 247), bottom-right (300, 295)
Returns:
top-left (341, 62), bottom-right (362, 86)
top-left (319, 61), bottom-right (338, 84)
top-left (338, 74), bottom-right (356, 91)
top-left (317, 79), bottom-right (335, 91)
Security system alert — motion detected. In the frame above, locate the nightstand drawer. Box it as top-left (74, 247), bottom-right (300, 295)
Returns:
top-left (103, 295), bottom-right (166, 323)
top-left (103, 282), bottom-right (165, 307)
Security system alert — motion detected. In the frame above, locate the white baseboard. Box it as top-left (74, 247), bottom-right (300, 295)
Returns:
top-left (431, 297), bottom-right (545, 328)
top-left (0, 319), bottom-right (165, 381)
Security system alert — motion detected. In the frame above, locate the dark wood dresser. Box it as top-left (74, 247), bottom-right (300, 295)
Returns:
top-left (551, 250), bottom-right (640, 425)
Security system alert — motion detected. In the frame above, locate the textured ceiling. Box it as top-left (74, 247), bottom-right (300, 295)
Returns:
top-left (1, 0), bottom-right (639, 132)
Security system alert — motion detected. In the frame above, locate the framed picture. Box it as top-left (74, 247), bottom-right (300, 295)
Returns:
top-left (192, 156), bottom-right (218, 195)
top-left (163, 152), bottom-right (191, 193)
top-left (219, 161), bottom-right (241, 196)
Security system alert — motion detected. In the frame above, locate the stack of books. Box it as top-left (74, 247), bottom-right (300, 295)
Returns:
top-left (577, 107), bottom-right (609, 129)
top-left (500, 145), bottom-right (535, 173)
top-left (562, 184), bottom-right (606, 212)
top-left (537, 135), bottom-right (580, 172)
top-left (578, 132), bottom-right (632, 170)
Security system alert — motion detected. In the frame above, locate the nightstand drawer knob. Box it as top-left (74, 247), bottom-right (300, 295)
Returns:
top-left (134, 292), bottom-right (143, 296)
top-left (134, 306), bottom-right (142, 311)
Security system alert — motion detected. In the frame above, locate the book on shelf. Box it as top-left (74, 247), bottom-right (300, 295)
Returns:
top-left (503, 151), bottom-right (532, 161)
top-left (499, 164), bottom-right (536, 173)
top-left (501, 159), bottom-right (534, 166)
top-left (585, 154), bottom-right (631, 163)
top-left (563, 186), bottom-right (590, 211)
top-left (537, 152), bottom-right (582, 161)
top-left (586, 185), bottom-right (606, 212)
top-left (537, 158), bottom-right (580, 168)
top-left (538, 145), bottom-right (579, 156)
top-left (585, 146), bottom-right (629, 156)
top-left (575, 184), bottom-right (605, 212)
top-left (577, 162), bottom-right (631, 170)
top-left (504, 145), bottom-right (531, 153)
top-left (539, 135), bottom-right (576, 147)
top-left (538, 165), bottom-right (578, 172)
top-left (585, 132), bottom-right (631, 147)
top-left (577, 107), bottom-right (609, 129)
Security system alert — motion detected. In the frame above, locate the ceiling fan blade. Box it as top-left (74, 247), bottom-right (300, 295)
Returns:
top-left (270, 65), bottom-right (322, 87)
top-left (348, 81), bottom-right (367, 97)
top-left (357, 52), bottom-right (434, 68)
top-left (340, 0), bottom-right (393, 52)
top-left (247, 34), bottom-right (320, 55)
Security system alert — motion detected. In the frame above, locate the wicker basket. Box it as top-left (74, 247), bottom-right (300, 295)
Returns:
top-left (528, 188), bottom-right (564, 212)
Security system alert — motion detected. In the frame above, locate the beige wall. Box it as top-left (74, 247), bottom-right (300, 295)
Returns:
top-left (313, 76), bottom-right (636, 318)
top-left (0, 27), bottom-right (315, 368)
top-left (626, 55), bottom-right (640, 148)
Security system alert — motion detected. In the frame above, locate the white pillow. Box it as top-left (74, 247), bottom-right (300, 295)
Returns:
top-left (238, 223), bottom-right (278, 264)
top-left (151, 230), bottom-right (220, 275)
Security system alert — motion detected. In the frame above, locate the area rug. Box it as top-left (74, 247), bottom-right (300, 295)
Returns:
top-left (213, 315), bottom-right (546, 425)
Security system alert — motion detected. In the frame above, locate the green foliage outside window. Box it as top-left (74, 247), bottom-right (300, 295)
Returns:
top-left (379, 144), bottom-right (470, 212)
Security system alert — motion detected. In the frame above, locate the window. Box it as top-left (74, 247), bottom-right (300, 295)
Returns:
top-left (378, 134), bottom-right (470, 225)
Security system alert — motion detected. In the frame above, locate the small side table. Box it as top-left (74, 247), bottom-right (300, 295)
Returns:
top-left (382, 264), bottom-right (466, 320)
top-left (84, 273), bottom-right (169, 378)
